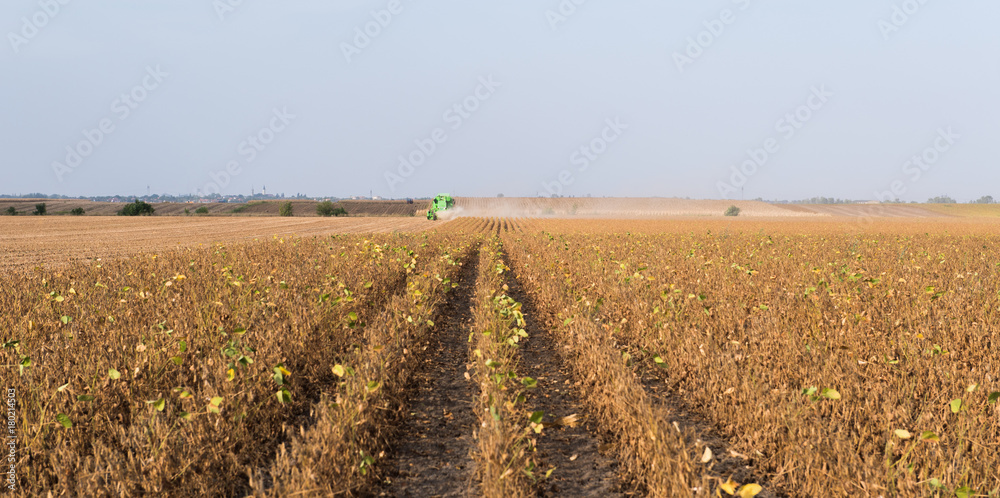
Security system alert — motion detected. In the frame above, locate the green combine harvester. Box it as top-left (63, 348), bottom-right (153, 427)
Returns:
top-left (426, 194), bottom-right (455, 220)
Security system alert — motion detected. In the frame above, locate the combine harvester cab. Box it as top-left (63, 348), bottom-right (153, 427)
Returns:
top-left (426, 194), bottom-right (455, 220)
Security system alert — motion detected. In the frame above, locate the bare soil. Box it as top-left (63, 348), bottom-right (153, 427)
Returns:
top-left (382, 250), bottom-right (481, 497)
top-left (506, 257), bottom-right (624, 497)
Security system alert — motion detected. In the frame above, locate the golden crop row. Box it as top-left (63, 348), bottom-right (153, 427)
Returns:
top-left (2, 231), bottom-right (476, 495)
top-left (505, 226), bottom-right (1000, 497)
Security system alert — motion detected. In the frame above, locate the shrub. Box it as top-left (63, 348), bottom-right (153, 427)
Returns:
top-left (195, 206), bottom-right (209, 215)
top-left (928, 195), bottom-right (957, 204)
top-left (119, 200), bottom-right (155, 216)
top-left (724, 205), bottom-right (741, 217)
top-left (4, 207), bottom-right (15, 216)
top-left (316, 201), bottom-right (336, 217)
top-left (184, 208), bottom-right (190, 215)
top-left (70, 207), bottom-right (85, 216)
top-left (279, 202), bottom-right (294, 217)
top-left (33, 203), bottom-right (47, 216)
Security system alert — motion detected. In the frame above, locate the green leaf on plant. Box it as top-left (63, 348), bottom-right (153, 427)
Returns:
top-left (988, 392), bottom-right (1000, 404)
top-left (276, 387), bottom-right (292, 404)
top-left (529, 410), bottom-right (544, 424)
top-left (56, 413), bottom-right (72, 429)
top-left (273, 364), bottom-right (290, 385)
top-left (76, 395), bottom-right (95, 402)
top-left (955, 485), bottom-right (974, 498)
top-left (821, 388), bottom-right (841, 400)
top-left (60, 315), bottom-right (72, 325)
top-left (920, 431), bottom-right (939, 442)
top-left (521, 377), bottom-right (538, 388)
top-left (949, 398), bottom-right (964, 414)
top-left (108, 368), bottom-right (121, 380)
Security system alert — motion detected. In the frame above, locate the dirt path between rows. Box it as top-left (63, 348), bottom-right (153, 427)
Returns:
top-left (636, 366), bottom-right (783, 498)
top-left (382, 250), bottom-right (480, 497)
top-left (505, 257), bottom-right (624, 497)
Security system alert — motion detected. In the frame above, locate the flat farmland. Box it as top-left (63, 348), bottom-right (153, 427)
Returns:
top-left (5, 215), bottom-right (1000, 497)
top-left (0, 216), bottom-right (434, 269)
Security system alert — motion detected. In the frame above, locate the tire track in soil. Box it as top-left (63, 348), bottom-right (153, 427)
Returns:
top-left (505, 257), bottom-right (624, 498)
top-left (382, 249), bottom-right (481, 498)
top-left (636, 367), bottom-right (784, 498)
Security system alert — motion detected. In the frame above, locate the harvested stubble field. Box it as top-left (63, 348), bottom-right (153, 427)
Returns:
top-left (4, 215), bottom-right (1000, 497)
top-left (0, 216), bottom-right (432, 270)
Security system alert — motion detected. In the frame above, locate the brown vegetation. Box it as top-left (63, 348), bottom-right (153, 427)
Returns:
top-left (6, 215), bottom-right (1000, 497)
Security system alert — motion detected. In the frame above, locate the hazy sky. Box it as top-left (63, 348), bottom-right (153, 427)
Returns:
top-left (2, 1), bottom-right (999, 201)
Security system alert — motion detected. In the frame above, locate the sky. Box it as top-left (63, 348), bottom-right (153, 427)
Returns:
top-left (1, 1), bottom-right (999, 201)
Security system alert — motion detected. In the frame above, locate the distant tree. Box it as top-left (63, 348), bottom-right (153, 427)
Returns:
top-left (119, 200), bottom-right (155, 216)
top-left (497, 193), bottom-right (504, 197)
top-left (972, 195), bottom-right (995, 204)
top-left (195, 206), bottom-right (209, 215)
top-left (724, 205), bottom-right (741, 217)
top-left (4, 207), bottom-right (16, 216)
top-left (332, 207), bottom-right (348, 217)
top-left (927, 196), bottom-right (957, 204)
top-left (316, 201), bottom-right (336, 217)
top-left (184, 208), bottom-right (190, 215)
top-left (33, 203), bottom-right (47, 215)
top-left (279, 202), bottom-right (294, 217)
top-left (70, 207), bottom-right (85, 216)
